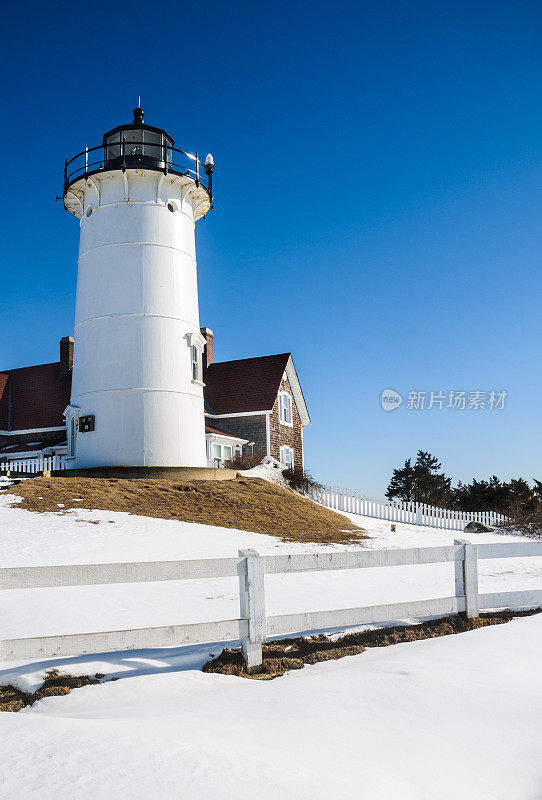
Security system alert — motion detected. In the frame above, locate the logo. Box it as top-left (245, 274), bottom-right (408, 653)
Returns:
top-left (381, 389), bottom-right (403, 411)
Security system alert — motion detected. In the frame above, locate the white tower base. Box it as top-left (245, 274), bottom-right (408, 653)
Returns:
top-left (64, 167), bottom-right (210, 469)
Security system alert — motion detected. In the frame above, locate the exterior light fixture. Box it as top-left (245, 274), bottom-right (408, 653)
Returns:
top-left (204, 154), bottom-right (215, 207)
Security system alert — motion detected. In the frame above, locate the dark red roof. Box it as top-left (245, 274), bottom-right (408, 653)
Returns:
top-left (203, 354), bottom-right (290, 415)
top-left (0, 349), bottom-right (297, 431)
top-left (0, 363), bottom-right (72, 431)
top-left (0, 437), bottom-right (66, 456)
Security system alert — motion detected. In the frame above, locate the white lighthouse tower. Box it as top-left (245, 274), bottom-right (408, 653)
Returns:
top-left (62, 106), bottom-right (214, 470)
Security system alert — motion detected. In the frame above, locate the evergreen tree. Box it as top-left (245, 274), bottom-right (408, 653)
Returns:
top-left (453, 476), bottom-right (508, 512)
top-left (453, 476), bottom-right (540, 513)
top-left (385, 458), bottom-right (416, 502)
top-left (386, 454), bottom-right (542, 513)
top-left (413, 451), bottom-right (453, 505)
top-left (386, 451), bottom-right (452, 505)
top-left (507, 478), bottom-right (537, 512)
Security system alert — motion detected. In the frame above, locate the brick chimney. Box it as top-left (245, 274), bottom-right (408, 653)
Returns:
top-left (59, 336), bottom-right (74, 373)
top-left (200, 327), bottom-right (214, 367)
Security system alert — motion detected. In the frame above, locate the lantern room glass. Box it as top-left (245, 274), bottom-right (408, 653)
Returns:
top-left (104, 128), bottom-right (173, 167)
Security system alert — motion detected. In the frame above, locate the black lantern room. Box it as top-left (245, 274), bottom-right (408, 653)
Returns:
top-left (63, 107), bottom-right (214, 206)
top-left (102, 106), bottom-right (174, 171)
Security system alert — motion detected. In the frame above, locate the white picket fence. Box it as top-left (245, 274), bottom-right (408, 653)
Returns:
top-left (1, 540), bottom-right (540, 670)
top-left (306, 484), bottom-right (507, 530)
top-left (0, 455), bottom-right (66, 474)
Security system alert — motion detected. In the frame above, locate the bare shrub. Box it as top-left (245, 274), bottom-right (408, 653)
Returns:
top-left (226, 451), bottom-right (266, 471)
top-left (282, 467), bottom-right (322, 494)
top-left (497, 504), bottom-right (542, 539)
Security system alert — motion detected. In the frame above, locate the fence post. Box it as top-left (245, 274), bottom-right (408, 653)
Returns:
top-left (454, 539), bottom-right (479, 618)
top-left (238, 549), bottom-right (265, 673)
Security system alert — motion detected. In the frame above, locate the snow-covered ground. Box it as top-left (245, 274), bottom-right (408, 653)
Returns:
top-left (0, 484), bottom-right (541, 798)
top-left (239, 454), bottom-right (291, 487)
top-left (2, 614), bottom-right (542, 799)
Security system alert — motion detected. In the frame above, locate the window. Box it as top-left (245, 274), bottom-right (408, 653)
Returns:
top-left (191, 344), bottom-right (201, 383)
top-left (104, 128), bottom-right (172, 164)
top-left (278, 392), bottom-right (293, 426)
top-left (186, 331), bottom-right (206, 385)
top-left (210, 442), bottom-right (235, 466)
top-left (70, 417), bottom-right (77, 457)
top-left (64, 406), bottom-right (80, 461)
top-left (280, 445), bottom-right (294, 469)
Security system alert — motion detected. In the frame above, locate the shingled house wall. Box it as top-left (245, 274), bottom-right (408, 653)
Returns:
top-left (204, 414), bottom-right (268, 458)
top-left (269, 374), bottom-right (303, 471)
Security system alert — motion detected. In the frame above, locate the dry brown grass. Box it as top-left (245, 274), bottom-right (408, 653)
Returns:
top-left (3, 610), bottom-right (539, 710)
top-left (203, 608), bottom-right (542, 679)
top-left (6, 476), bottom-right (366, 544)
top-left (0, 670), bottom-right (104, 713)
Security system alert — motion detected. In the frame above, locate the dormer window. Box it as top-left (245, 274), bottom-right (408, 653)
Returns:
top-left (278, 391), bottom-right (293, 426)
top-left (186, 330), bottom-right (206, 386)
top-left (191, 344), bottom-right (201, 382)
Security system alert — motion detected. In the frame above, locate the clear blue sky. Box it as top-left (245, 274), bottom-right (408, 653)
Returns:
top-left (1, 1), bottom-right (541, 496)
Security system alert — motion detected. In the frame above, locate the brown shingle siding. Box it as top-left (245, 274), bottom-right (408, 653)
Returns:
top-left (205, 414), bottom-right (268, 457)
top-left (269, 374), bottom-right (304, 471)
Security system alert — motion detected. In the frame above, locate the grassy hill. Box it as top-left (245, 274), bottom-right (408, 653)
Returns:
top-left (8, 476), bottom-right (367, 544)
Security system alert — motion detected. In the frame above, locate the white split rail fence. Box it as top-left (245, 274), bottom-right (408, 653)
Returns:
top-left (306, 485), bottom-right (507, 530)
top-left (1, 540), bottom-right (541, 671)
top-left (0, 456), bottom-right (65, 474)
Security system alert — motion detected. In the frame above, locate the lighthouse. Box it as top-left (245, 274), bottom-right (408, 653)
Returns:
top-left (62, 107), bottom-right (214, 469)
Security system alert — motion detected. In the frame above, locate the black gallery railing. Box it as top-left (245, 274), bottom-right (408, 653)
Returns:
top-left (64, 139), bottom-right (213, 202)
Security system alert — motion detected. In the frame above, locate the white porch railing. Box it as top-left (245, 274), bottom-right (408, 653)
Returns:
top-left (1, 540), bottom-right (540, 670)
top-left (207, 458), bottom-right (226, 469)
top-left (0, 455), bottom-right (66, 474)
top-left (306, 484), bottom-right (507, 530)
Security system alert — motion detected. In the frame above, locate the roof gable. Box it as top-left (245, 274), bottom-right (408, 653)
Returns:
top-left (204, 353), bottom-right (290, 415)
top-left (203, 352), bottom-right (310, 425)
top-left (283, 356), bottom-right (310, 426)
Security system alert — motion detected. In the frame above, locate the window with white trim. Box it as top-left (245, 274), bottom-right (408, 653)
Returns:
top-left (278, 391), bottom-right (293, 426)
top-left (191, 343), bottom-right (202, 383)
top-left (210, 442), bottom-right (235, 464)
top-left (186, 331), bottom-right (206, 385)
top-left (64, 406), bottom-right (80, 460)
top-left (280, 445), bottom-right (294, 469)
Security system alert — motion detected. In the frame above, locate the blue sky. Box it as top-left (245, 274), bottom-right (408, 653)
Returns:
top-left (1, 1), bottom-right (541, 495)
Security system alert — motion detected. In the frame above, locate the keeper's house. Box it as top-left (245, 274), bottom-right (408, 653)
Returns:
top-left (0, 328), bottom-right (310, 471)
